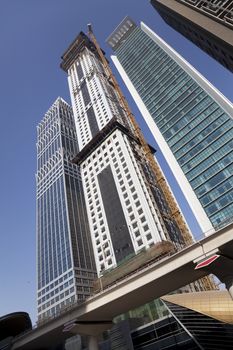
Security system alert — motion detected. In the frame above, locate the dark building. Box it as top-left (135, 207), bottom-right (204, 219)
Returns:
top-left (151, 0), bottom-right (233, 72)
top-left (0, 312), bottom-right (32, 350)
top-left (100, 291), bottom-right (233, 350)
top-left (100, 316), bottom-right (199, 349)
top-left (162, 290), bottom-right (233, 349)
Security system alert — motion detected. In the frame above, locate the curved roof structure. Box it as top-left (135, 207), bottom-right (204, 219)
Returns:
top-left (0, 312), bottom-right (32, 341)
top-left (162, 290), bottom-right (233, 324)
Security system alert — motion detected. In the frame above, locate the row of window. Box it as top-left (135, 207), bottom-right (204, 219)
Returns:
top-left (178, 121), bottom-right (232, 166)
top-left (38, 278), bottom-right (74, 305)
top-left (38, 295), bottom-right (76, 319)
top-left (113, 145), bottom-right (152, 246)
top-left (37, 161), bottom-right (63, 197)
top-left (182, 126), bottom-right (233, 172)
top-left (85, 131), bottom-right (157, 269)
top-left (200, 177), bottom-right (233, 207)
top-left (82, 133), bottom-right (126, 270)
top-left (196, 165), bottom-right (233, 198)
top-left (124, 137), bottom-right (158, 245)
top-left (38, 286), bottom-right (75, 313)
top-left (38, 101), bottom-right (70, 136)
top-left (38, 266), bottom-right (73, 297)
top-left (191, 152), bottom-right (233, 190)
top-left (186, 139), bottom-right (233, 181)
top-left (171, 106), bottom-right (222, 153)
top-left (38, 135), bottom-right (61, 167)
top-left (73, 74), bottom-right (111, 148)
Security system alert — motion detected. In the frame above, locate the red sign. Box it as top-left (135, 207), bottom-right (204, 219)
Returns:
top-left (195, 254), bottom-right (220, 270)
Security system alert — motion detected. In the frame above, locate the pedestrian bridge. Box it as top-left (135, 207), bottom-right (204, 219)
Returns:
top-left (13, 222), bottom-right (233, 349)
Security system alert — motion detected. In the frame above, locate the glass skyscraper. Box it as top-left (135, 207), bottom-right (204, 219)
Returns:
top-left (36, 97), bottom-right (96, 322)
top-left (107, 17), bottom-right (233, 234)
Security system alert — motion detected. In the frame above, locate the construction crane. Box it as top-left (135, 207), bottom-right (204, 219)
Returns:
top-left (87, 24), bottom-right (192, 244)
top-left (87, 24), bottom-right (216, 291)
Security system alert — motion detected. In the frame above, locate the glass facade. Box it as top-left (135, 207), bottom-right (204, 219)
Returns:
top-left (100, 291), bottom-right (233, 349)
top-left (36, 98), bottom-right (96, 322)
top-left (131, 316), bottom-right (198, 350)
top-left (100, 314), bottom-right (199, 350)
top-left (164, 299), bottom-right (233, 349)
top-left (110, 21), bottom-right (233, 230)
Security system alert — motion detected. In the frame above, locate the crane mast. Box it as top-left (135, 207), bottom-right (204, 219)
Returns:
top-left (87, 24), bottom-right (192, 245)
top-left (87, 25), bottom-right (216, 291)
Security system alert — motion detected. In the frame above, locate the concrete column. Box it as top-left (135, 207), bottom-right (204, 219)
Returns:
top-left (87, 335), bottom-right (99, 350)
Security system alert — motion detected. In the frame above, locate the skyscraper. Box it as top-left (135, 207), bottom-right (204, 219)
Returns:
top-left (151, 0), bottom-right (233, 72)
top-left (60, 31), bottom-right (191, 277)
top-left (107, 17), bottom-right (233, 234)
top-left (36, 97), bottom-right (96, 322)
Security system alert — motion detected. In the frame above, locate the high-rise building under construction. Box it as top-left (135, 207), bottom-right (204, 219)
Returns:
top-left (60, 31), bottom-right (193, 277)
top-left (58, 26), bottom-right (215, 350)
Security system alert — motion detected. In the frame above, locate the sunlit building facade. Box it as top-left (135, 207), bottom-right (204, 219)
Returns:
top-left (36, 97), bottom-right (96, 321)
top-left (60, 32), bottom-right (190, 277)
top-left (107, 17), bottom-right (233, 234)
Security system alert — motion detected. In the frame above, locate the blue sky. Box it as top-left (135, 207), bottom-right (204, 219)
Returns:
top-left (0, 0), bottom-right (232, 324)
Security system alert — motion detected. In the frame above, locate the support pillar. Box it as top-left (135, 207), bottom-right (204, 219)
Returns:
top-left (62, 320), bottom-right (112, 350)
top-left (87, 335), bottom-right (99, 350)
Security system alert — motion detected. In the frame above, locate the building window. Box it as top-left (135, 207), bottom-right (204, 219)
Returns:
top-left (146, 233), bottom-right (152, 240)
top-left (141, 216), bottom-right (146, 223)
top-left (132, 222), bottom-right (137, 229)
top-left (137, 239), bottom-right (143, 246)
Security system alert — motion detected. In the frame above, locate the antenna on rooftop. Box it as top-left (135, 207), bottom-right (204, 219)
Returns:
top-left (87, 23), bottom-right (93, 34)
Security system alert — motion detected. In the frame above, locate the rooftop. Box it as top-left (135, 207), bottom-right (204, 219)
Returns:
top-left (0, 312), bottom-right (32, 341)
top-left (106, 16), bottom-right (137, 51)
top-left (60, 31), bottom-right (97, 72)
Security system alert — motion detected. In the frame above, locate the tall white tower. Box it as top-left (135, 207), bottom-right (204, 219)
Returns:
top-left (60, 32), bottom-right (191, 277)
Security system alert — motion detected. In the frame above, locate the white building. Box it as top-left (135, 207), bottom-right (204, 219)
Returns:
top-left (61, 32), bottom-right (187, 276)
